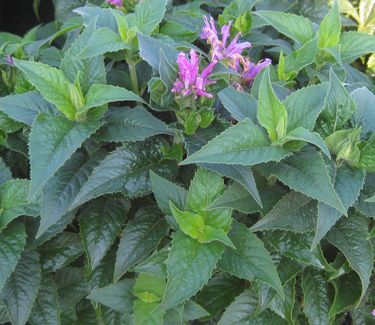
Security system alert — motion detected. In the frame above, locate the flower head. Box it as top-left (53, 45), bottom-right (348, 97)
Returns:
top-left (201, 15), bottom-right (251, 69)
top-left (172, 49), bottom-right (217, 99)
top-left (6, 55), bottom-right (14, 65)
top-left (372, 309), bottom-right (375, 316)
top-left (241, 57), bottom-right (272, 84)
top-left (106, 0), bottom-right (122, 8)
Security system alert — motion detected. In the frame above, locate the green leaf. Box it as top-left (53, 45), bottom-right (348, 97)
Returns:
top-left (150, 171), bottom-right (187, 215)
top-left (14, 59), bottom-right (82, 120)
top-left (218, 87), bottom-right (257, 122)
top-left (326, 213), bottom-right (373, 302)
top-left (29, 275), bottom-right (61, 325)
top-left (284, 127), bottom-right (330, 158)
top-left (134, 300), bottom-right (165, 325)
top-left (251, 192), bottom-right (317, 233)
top-left (301, 268), bottom-right (332, 325)
top-left (134, 273), bottom-right (165, 303)
top-left (340, 32), bottom-right (375, 63)
top-left (82, 84), bottom-right (145, 112)
top-left (181, 120), bottom-right (290, 166)
top-left (39, 232), bottom-right (83, 272)
top-left (257, 67), bottom-right (288, 142)
top-left (28, 113), bottom-right (102, 201)
top-left (264, 148), bottom-right (346, 214)
top-left (160, 232), bottom-right (224, 310)
top-left (127, 0), bottom-right (168, 35)
top-left (358, 139), bottom-right (375, 172)
top-left (0, 158), bottom-right (11, 185)
top-left (0, 222), bottom-right (26, 292)
top-left (71, 138), bottom-right (174, 209)
top-left (0, 91), bottom-right (56, 126)
top-left (351, 87), bottom-right (375, 137)
top-left (98, 106), bottom-right (172, 142)
top-left (312, 163), bottom-right (365, 249)
top-left (1, 250), bottom-right (41, 325)
top-left (38, 150), bottom-right (107, 237)
top-left (318, 0), bottom-right (341, 48)
top-left (87, 279), bottom-right (135, 313)
top-left (114, 207), bottom-right (168, 281)
top-left (284, 83), bottom-right (329, 132)
top-left (318, 68), bottom-right (355, 135)
top-left (80, 198), bottom-right (129, 271)
top-left (254, 11), bottom-right (314, 44)
top-left (199, 226), bottom-right (235, 249)
top-left (218, 222), bottom-right (284, 299)
top-left (0, 179), bottom-right (38, 231)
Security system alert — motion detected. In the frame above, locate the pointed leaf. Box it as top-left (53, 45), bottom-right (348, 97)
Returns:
top-left (340, 32), bottom-right (375, 63)
top-left (318, 0), bottom-right (341, 48)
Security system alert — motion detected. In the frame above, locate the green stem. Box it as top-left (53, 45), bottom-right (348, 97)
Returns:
top-left (128, 60), bottom-right (139, 95)
top-left (95, 304), bottom-right (105, 325)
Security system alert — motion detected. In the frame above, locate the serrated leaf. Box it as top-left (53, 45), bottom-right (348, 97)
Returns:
top-left (83, 84), bottom-right (145, 111)
top-left (340, 32), bottom-right (375, 63)
top-left (269, 276), bottom-right (296, 323)
top-left (150, 171), bottom-right (187, 214)
top-left (218, 86), bottom-right (257, 122)
top-left (218, 222), bottom-right (284, 299)
top-left (265, 148), bottom-right (346, 214)
top-left (257, 67), bottom-right (288, 141)
top-left (80, 198), bottom-right (130, 271)
top-left (29, 275), bottom-right (61, 325)
top-left (98, 106), bottom-right (172, 142)
top-left (170, 201), bottom-right (205, 238)
top-left (284, 83), bottom-right (329, 132)
top-left (1, 250), bottom-right (41, 325)
top-left (0, 91), bottom-right (56, 126)
top-left (29, 113), bottom-right (102, 201)
top-left (351, 87), bottom-right (375, 137)
top-left (39, 232), bottom-right (83, 272)
top-left (38, 150), bottom-right (107, 237)
top-left (251, 192), bottom-right (317, 233)
top-left (0, 222), bottom-right (26, 291)
top-left (301, 268), bottom-right (332, 325)
top-left (255, 11), bottom-right (314, 44)
top-left (0, 179), bottom-right (38, 231)
top-left (181, 120), bottom-right (290, 166)
top-left (14, 59), bottom-right (81, 120)
top-left (358, 139), bottom-right (375, 172)
top-left (87, 279), bottom-right (135, 313)
top-left (160, 232), bottom-right (224, 310)
top-left (318, 0), bottom-right (341, 48)
top-left (326, 213), bottom-right (373, 302)
top-left (313, 163), bottom-right (365, 248)
top-left (114, 207), bottom-right (168, 281)
top-left (71, 138), bottom-right (174, 209)
top-left (134, 273), bottom-right (166, 303)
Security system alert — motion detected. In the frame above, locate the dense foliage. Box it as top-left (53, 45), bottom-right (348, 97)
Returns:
top-left (0, 0), bottom-right (375, 324)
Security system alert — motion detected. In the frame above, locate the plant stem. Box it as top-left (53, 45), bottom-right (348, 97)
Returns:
top-left (128, 60), bottom-right (139, 95)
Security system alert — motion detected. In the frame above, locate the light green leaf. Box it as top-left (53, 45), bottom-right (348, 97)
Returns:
top-left (284, 127), bottom-right (331, 158)
top-left (87, 279), bottom-right (135, 313)
top-left (28, 113), bottom-right (102, 201)
top-left (134, 273), bottom-right (166, 303)
top-left (114, 207), bottom-right (168, 281)
top-left (318, 0), bottom-right (341, 48)
top-left (326, 213), bottom-right (373, 302)
top-left (199, 226), bottom-right (235, 249)
top-left (29, 275), bottom-right (61, 325)
top-left (80, 198), bottom-right (129, 271)
top-left (254, 11), bottom-right (314, 44)
top-left (265, 148), bottom-right (346, 214)
top-left (38, 150), bottom-right (107, 237)
top-left (0, 222), bottom-right (26, 292)
top-left (71, 138), bottom-right (174, 209)
top-left (150, 171), bottom-right (187, 214)
top-left (257, 67), bottom-right (288, 142)
top-left (1, 250), bottom-right (41, 325)
top-left (301, 268), bottom-right (332, 325)
top-left (284, 83), bottom-right (329, 132)
top-left (358, 139), bottom-right (375, 172)
top-left (160, 232), bottom-right (224, 310)
top-left (340, 32), bottom-right (375, 63)
top-left (98, 106), bottom-right (172, 142)
top-left (14, 59), bottom-right (81, 120)
top-left (251, 192), bottom-right (317, 233)
top-left (134, 300), bottom-right (165, 325)
top-left (181, 120), bottom-right (290, 166)
top-left (218, 222), bottom-right (284, 299)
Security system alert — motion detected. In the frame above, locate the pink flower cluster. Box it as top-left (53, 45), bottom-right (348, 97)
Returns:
top-left (106, 0), bottom-right (122, 8)
top-left (172, 15), bottom-right (271, 99)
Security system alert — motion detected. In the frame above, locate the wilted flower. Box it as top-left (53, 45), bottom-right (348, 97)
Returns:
top-left (241, 57), bottom-right (272, 84)
top-left (201, 16), bottom-right (251, 69)
top-left (106, 0), bottom-right (122, 8)
top-left (172, 49), bottom-right (217, 99)
top-left (6, 55), bottom-right (14, 65)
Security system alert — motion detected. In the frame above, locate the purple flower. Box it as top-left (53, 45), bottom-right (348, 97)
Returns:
top-left (372, 309), bottom-right (375, 316)
top-left (242, 58), bottom-right (272, 84)
top-left (106, 0), bottom-right (122, 8)
top-left (172, 49), bottom-right (217, 99)
top-left (6, 55), bottom-right (14, 65)
top-left (201, 15), bottom-right (251, 69)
